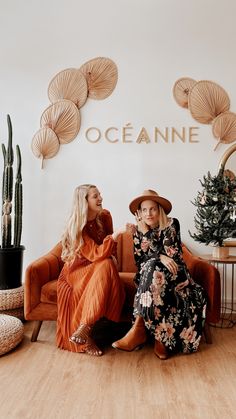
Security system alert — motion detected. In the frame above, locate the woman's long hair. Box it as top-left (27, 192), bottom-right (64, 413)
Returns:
top-left (158, 205), bottom-right (170, 230)
top-left (61, 184), bottom-right (96, 262)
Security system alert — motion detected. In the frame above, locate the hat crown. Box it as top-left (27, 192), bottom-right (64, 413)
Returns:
top-left (141, 189), bottom-right (159, 198)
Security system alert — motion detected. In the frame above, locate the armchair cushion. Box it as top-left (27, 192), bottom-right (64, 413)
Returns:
top-left (41, 280), bottom-right (57, 305)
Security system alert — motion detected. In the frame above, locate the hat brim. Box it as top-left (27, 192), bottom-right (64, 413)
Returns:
top-left (129, 195), bottom-right (172, 215)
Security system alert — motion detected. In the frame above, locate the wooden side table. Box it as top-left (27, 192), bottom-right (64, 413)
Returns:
top-left (200, 255), bottom-right (236, 328)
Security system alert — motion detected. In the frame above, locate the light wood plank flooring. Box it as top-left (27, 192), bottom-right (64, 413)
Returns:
top-left (0, 320), bottom-right (236, 419)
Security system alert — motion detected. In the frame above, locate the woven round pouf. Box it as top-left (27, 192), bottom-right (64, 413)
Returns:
top-left (0, 286), bottom-right (24, 320)
top-left (0, 314), bottom-right (24, 356)
top-left (0, 307), bottom-right (24, 321)
top-left (0, 286), bottom-right (24, 310)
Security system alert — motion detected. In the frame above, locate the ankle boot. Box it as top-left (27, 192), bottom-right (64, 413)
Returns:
top-left (112, 316), bottom-right (147, 351)
top-left (154, 340), bottom-right (169, 360)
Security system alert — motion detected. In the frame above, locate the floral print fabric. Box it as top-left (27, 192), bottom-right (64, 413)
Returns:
top-left (133, 218), bottom-right (207, 354)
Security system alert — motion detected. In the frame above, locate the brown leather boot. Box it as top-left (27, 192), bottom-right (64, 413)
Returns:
top-left (112, 316), bottom-right (147, 351)
top-left (154, 340), bottom-right (169, 360)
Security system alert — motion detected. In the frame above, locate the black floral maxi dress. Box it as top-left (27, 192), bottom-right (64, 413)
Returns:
top-left (133, 218), bottom-right (207, 354)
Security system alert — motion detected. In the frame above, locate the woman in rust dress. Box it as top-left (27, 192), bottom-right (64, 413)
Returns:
top-left (56, 184), bottom-right (125, 356)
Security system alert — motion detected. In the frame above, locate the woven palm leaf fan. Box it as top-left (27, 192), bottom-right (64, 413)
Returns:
top-left (79, 57), bottom-right (118, 100)
top-left (188, 80), bottom-right (230, 124)
top-left (31, 127), bottom-right (60, 169)
top-left (212, 111), bottom-right (236, 150)
top-left (40, 99), bottom-right (80, 144)
top-left (173, 77), bottom-right (196, 108)
top-left (48, 68), bottom-right (88, 109)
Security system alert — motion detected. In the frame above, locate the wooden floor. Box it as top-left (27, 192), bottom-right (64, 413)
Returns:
top-left (0, 320), bottom-right (236, 419)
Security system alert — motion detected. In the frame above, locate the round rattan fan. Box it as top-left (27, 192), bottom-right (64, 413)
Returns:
top-left (212, 111), bottom-right (236, 150)
top-left (188, 80), bottom-right (230, 124)
top-left (79, 57), bottom-right (118, 100)
top-left (48, 68), bottom-right (88, 108)
top-left (173, 77), bottom-right (196, 108)
top-left (40, 99), bottom-right (80, 144)
top-left (32, 127), bottom-right (60, 169)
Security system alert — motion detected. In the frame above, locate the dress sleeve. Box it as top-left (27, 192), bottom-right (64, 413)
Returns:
top-left (162, 218), bottom-right (183, 263)
top-left (80, 233), bottom-right (115, 262)
top-left (133, 228), bottom-right (158, 269)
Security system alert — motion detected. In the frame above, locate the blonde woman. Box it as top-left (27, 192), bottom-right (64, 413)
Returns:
top-left (112, 190), bottom-right (207, 360)
top-left (56, 184), bottom-right (126, 356)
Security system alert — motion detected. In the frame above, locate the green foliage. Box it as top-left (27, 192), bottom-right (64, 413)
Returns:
top-left (1, 115), bottom-right (23, 248)
top-left (189, 168), bottom-right (236, 246)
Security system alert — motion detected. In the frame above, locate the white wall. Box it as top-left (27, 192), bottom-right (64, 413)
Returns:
top-left (0, 0), bottom-right (236, 271)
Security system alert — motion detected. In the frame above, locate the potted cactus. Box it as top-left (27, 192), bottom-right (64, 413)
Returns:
top-left (0, 115), bottom-right (24, 290)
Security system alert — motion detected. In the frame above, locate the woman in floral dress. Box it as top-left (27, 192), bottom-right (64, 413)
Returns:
top-left (112, 189), bottom-right (207, 359)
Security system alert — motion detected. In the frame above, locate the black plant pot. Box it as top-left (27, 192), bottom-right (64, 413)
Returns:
top-left (0, 246), bottom-right (25, 290)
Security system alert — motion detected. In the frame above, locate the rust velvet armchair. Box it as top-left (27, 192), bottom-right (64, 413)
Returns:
top-left (24, 232), bottom-right (221, 344)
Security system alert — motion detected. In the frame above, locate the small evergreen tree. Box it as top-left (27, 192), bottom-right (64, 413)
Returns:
top-left (189, 169), bottom-right (236, 246)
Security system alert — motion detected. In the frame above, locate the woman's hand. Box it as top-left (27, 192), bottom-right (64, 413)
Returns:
top-left (126, 223), bottom-right (136, 235)
top-left (112, 217), bottom-right (149, 241)
top-left (160, 254), bottom-right (178, 275)
top-left (112, 224), bottom-right (131, 241)
top-left (135, 210), bottom-right (149, 234)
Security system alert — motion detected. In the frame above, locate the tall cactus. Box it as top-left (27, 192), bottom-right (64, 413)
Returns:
top-left (1, 115), bottom-right (23, 248)
top-left (14, 145), bottom-right (22, 247)
top-left (1, 144), bottom-right (6, 210)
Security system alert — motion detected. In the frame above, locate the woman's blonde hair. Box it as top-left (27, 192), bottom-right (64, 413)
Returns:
top-left (61, 184), bottom-right (96, 262)
top-left (157, 204), bottom-right (170, 230)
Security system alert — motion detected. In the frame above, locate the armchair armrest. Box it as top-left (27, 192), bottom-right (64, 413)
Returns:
top-left (24, 242), bottom-right (63, 318)
top-left (182, 244), bottom-right (221, 323)
top-left (191, 259), bottom-right (221, 323)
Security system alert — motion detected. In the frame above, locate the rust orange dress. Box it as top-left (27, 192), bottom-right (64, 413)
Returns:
top-left (56, 210), bottom-right (125, 352)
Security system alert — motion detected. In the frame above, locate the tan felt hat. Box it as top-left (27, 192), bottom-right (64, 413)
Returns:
top-left (129, 189), bottom-right (172, 215)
